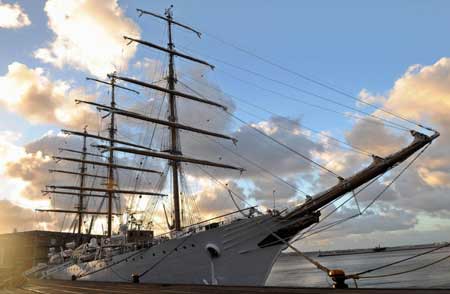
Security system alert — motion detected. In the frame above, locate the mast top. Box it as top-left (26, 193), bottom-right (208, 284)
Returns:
top-left (137, 6), bottom-right (202, 38)
top-left (165, 5), bottom-right (173, 18)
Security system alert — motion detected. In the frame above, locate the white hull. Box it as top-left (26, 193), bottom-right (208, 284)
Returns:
top-left (46, 215), bottom-right (292, 286)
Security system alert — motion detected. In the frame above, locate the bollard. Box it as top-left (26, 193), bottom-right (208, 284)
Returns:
top-left (328, 269), bottom-right (348, 289)
top-left (132, 273), bottom-right (140, 283)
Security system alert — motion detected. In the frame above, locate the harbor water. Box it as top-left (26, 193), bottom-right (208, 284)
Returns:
top-left (267, 247), bottom-right (450, 288)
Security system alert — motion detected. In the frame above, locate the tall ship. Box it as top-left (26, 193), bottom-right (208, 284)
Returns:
top-left (27, 6), bottom-right (439, 286)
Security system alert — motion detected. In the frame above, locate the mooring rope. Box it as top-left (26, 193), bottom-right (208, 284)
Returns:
top-left (355, 252), bottom-right (450, 280)
top-left (348, 242), bottom-right (450, 280)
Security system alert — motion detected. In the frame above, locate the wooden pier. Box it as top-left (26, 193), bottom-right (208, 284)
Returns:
top-left (2, 280), bottom-right (449, 294)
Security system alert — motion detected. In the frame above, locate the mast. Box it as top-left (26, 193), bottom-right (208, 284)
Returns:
top-left (113, 6), bottom-right (242, 232)
top-left (107, 76), bottom-right (116, 237)
top-left (41, 129), bottom-right (91, 235)
top-left (85, 76), bottom-right (142, 237)
top-left (39, 77), bottom-right (165, 235)
top-left (165, 7), bottom-right (182, 231)
top-left (77, 127), bottom-right (88, 234)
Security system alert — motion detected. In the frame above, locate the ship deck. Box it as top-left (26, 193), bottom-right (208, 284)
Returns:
top-left (3, 280), bottom-right (449, 294)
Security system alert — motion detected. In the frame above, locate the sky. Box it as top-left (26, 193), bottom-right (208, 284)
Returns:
top-left (0, 0), bottom-right (450, 251)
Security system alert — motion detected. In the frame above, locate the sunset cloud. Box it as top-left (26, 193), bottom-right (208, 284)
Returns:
top-left (0, 1), bottom-right (31, 29)
top-left (297, 57), bottom-right (450, 250)
top-left (1, 0), bottom-right (449, 252)
top-left (0, 200), bottom-right (50, 233)
top-left (35, 0), bottom-right (140, 78)
top-left (383, 58), bottom-right (450, 123)
top-left (0, 62), bottom-right (97, 128)
top-left (2, 51), bottom-right (449, 244)
top-left (361, 57), bottom-right (450, 191)
top-left (357, 88), bottom-right (386, 108)
top-left (0, 131), bottom-right (52, 233)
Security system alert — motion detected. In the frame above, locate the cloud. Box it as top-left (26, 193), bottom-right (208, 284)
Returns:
top-left (1, 128), bottom-right (169, 234)
top-left (0, 131), bottom-right (117, 234)
top-left (334, 57), bottom-right (450, 205)
top-left (0, 131), bottom-right (29, 204)
top-left (133, 58), bottom-right (165, 83)
top-left (176, 80), bottom-right (323, 178)
top-left (296, 57), bottom-right (450, 248)
top-left (0, 62), bottom-right (97, 127)
top-left (0, 131), bottom-right (67, 207)
top-left (0, 200), bottom-right (54, 233)
top-left (190, 117), bottom-right (319, 174)
top-left (153, 68), bottom-right (334, 218)
top-left (345, 118), bottom-right (407, 157)
top-left (6, 55), bottom-right (449, 244)
top-left (362, 57), bottom-right (450, 211)
top-left (35, 0), bottom-right (140, 77)
top-left (356, 88), bottom-right (386, 108)
top-left (6, 150), bottom-right (52, 201)
top-left (383, 58), bottom-right (450, 123)
top-left (0, 131), bottom-right (56, 234)
top-left (0, 1), bottom-right (31, 29)
top-left (175, 114), bottom-right (325, 214)
top-left (105, 65), bottom-right (327, 220)
top-left (190, 177), bottom-right (247, 218)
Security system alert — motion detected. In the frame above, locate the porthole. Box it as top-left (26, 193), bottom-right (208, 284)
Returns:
top-left (163, 250), bottom-right (166, 254)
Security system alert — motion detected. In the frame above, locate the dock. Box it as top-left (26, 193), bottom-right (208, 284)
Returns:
top-left (2, 280), bottom-right (449, 294)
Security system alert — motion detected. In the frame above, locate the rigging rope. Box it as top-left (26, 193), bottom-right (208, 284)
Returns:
top-left (211, 141), bottom-right (431, 282)
top-left (196, 165), bottom-right (247, 215)
top-left (226, 185), bottom-right (247, 217)
top-left (288, 143), bottom-right (433, 282)
top-left (228, 112), bottom-right (342, 179)
top-left (194, 139), bottom-right (436, 284)
top-left (204, 136), bottom-right (309, 196)
top-left (195, 164), bottom-right (332, 275)
top-left (138, 233), bottom-right (196, 279)
top-left (178, 78), bottom-right (373, 157)
top-left (199, 31), bottom-right (430, 131)
top-left (177, 45), bottom-right (411, 132)
top-left (180, 72), bottom-right (408, 136)
top-left (176, 78), bottom-right (337, 195)
top-left (296, 143), bottom-right (431, 241)
top-left (173, 75), bottom-right (341, 178)
top-left (128, 91), bottom-right (167, 211)
top-left (293, 175), bottom-right (382, 242)
top-left (74, 16), bottom-right (438, 282)
top-left (227, 93), bottom-right (373, 157)
top-left (361, 143), bottom-right (431, 214)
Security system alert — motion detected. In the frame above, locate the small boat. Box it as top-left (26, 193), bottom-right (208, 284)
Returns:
top-left (373, 245), bottom-right (387, 252)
